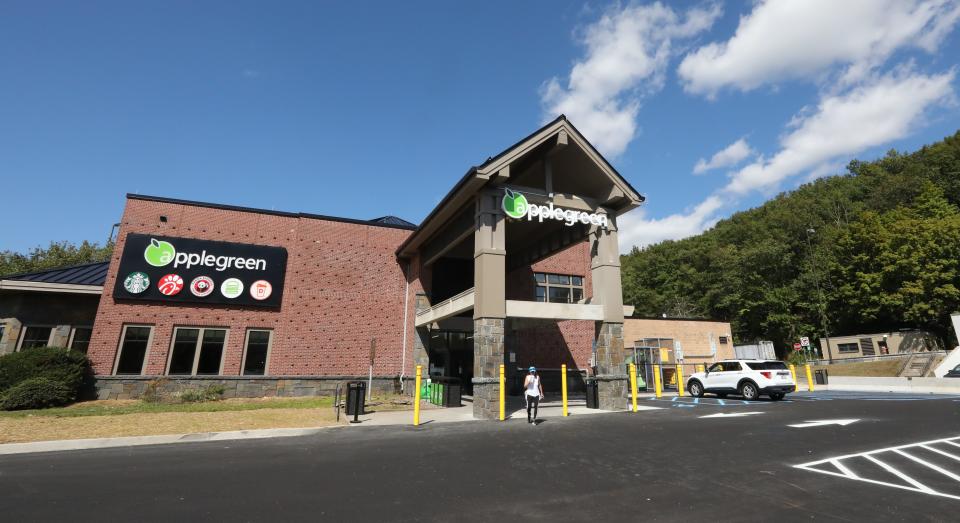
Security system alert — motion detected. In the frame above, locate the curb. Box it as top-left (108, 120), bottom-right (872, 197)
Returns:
top-left (0, 425), bottom-right (344, 456)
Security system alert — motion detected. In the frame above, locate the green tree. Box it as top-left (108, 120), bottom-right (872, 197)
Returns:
top-left (621, 130), bottom-right (960, 355)
top-left (0, 240), bottom-right (113, 277)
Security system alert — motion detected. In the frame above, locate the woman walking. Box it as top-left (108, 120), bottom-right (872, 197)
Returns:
top-left (524, 366), bottom-right (545, 424)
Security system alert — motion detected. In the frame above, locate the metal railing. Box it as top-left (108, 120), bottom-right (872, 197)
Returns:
top-left (811, 350), bottom-right (947, 366)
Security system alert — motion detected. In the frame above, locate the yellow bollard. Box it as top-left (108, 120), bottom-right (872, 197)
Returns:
top-left (629, 363), bottom-right (638, 413)
top-left (804, 364), bottom-right (815, 392)
top-left (413, 365), bottom-right (422, 426)
top-left (561, 364), bottom-right (569, 417)
top-left (653, 364), bottom-right (662, 398)
top-left (789, 364), bottom-right (797, 385)
top-left (676, 365), bottom-right (685, 397)
top-left (499, 364), bottom-right (506, 421)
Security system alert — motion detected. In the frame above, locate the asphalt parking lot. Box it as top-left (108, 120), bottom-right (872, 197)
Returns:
top-left (1, 391), bottom-right (959, 522)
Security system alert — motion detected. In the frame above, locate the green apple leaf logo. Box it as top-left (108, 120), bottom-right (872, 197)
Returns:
top-left (502, 188), bottom-right (528, 219)
top-left (144, 238), bottom-right (176, 267)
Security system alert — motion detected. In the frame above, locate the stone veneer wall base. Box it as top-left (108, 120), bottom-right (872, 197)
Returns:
top-left (93, 376), bottom-right (407, 401)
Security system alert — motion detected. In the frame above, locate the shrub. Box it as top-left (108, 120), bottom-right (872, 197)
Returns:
top-left (141, 378), bottom-right (172, 403)
top-left (786, 351), bottom-right (808, 366)
top-left (0, 377), bottom-right (73, 410)
top-left (0, 347), bottom-right (90, 398)
top-left (178, 385), bottom-right (226, 403)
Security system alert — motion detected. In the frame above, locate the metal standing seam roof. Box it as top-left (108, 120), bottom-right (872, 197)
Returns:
top-left (2, 261), bottom-right (109, 286)
top-left (369, 215), bottom-right (418, 228)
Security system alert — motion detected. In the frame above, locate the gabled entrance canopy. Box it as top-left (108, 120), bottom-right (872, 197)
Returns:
top-left (396, 115), bottom-right (644, 262)
top-left (402, 116), bottom-right (645, 418)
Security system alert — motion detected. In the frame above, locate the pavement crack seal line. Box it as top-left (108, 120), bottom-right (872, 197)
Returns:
top-left (0, 426), bottom-right (345, 456)
top-left (793, 435), bottom-right (960, 501)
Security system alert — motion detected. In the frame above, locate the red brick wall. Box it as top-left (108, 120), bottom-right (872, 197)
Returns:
top-left (88, 198), bottom-right (597, 379)
top-left (506, 240), bottom-right (594, 372)
top-left (87, 198), bottom-right (423, 377)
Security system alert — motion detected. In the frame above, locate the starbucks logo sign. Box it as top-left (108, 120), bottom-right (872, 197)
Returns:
top-left (123, 272), bottom-right (150, 294)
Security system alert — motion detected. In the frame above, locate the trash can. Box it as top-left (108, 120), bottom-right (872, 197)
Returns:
top-left (439, 377), bottom-right (462, 407)
top-left (585, 378), bottom-right (599, 409)
top-left (346, 381), bottom-right (366, 416)
top-left (814, 369), bottom-right (829, 385)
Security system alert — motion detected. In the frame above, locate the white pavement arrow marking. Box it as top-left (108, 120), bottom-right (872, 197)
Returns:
top-left (698, 412), bottom-right (764, 419)
top-left (788, 419), bottom-right (860, 428)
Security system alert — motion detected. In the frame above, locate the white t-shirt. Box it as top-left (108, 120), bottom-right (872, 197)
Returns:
top-left (525, 375), bottom-right (541, 397)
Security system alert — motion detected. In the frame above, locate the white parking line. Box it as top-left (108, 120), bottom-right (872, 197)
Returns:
top-left (795, 435), bottom-right (960, 501)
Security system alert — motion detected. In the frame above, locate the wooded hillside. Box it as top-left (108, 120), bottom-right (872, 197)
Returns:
top-left (622, 131), bottom-right (960, 355)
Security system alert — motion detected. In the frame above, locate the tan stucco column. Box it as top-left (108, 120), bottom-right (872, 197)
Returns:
top-left (472, 190), bottom-right (506, 419)
top-left (412, 293), bottom-right (431, 377)
top-left (0, 318), bottom-right (21, 355)
top-left (591, 211), bottom-right (628, 410)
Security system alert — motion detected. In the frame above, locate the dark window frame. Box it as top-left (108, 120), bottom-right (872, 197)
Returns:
top-left (166, 326), bottom-right (229, 376)
top-left (241, 329), bottom-right (273, 376)
top-left (533, 272), bottom-right (585, 304)
top-left (68, 326), bottom-right (93, 353)
top-left (114, 325), bottom-right (154, 375)
top-left (17, 325), bottom-right (54, 350)
top-left (837, 342), bottom-right (860, 354)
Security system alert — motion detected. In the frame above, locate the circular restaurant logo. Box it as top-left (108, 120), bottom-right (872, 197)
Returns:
top-left (220, 278), bottom-right (244, 299)
top-left (143, 238), bottom-right (176, 267)
top-left (190, 276), bottom-right (215, 297)
top-left (501, 188), bottom-right (528, 219)
top-left (123, 272), bottom-right (150, 294)
top-left (250, 280), bottom-right (272, 301)
top-left (157, 274), bottom-right (184, 296)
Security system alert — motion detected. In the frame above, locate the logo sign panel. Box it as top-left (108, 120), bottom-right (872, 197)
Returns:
top-left (501, 188), bottom-right (609, 229)
top-left (113, 233), bottom-right (287, 308)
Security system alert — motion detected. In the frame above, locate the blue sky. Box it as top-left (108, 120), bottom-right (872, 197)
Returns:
top-left (2, 1), bottom-right (959, 254)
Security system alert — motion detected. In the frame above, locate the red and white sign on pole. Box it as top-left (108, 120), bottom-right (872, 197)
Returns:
top-left (793, 342), bottom-right (802, 351)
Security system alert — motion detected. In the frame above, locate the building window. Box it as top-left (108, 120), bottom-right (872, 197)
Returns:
top-left (859, 337), bottom-right (876, 356)
top-left (167, 327), bottom-right (228, 376)
top-left (533, 273), bottom-right (584, 303)
top-left (242, 329), bottom-right (272, 376)
top-left (837, 342), bottom-right (860, 354)
top-left (115, 325), bottom-right (153, 375)
top-left (719, 336), bottom-right (729, 345)
top-left (18, 326), bottom-right (53, 350)
top-left (69, 327), bottom-right (93, 353)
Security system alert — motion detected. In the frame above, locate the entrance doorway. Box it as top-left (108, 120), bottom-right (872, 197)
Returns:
top-left (427, 330), bottom-right (474, 395)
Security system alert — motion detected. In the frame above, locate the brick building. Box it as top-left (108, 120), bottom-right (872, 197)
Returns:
top-left (4, 117), bottom-right (647, 419)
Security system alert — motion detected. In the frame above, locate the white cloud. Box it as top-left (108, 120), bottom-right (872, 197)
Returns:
top-left (618, 195), bottom-right (725, 251)
top-left (693, 138), bottom-right (754, 174)
top-left (678, 0), bottom-right (960, 97)
top-left (723, 69), bottom-right (955, 195)
top-left (542, 1), bottom-right (722, 157)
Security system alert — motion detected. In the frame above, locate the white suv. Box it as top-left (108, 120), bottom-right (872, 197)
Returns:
top-left (686, 360), bottom-right (795, 401)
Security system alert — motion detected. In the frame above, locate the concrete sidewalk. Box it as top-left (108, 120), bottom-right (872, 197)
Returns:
top-left (353, 396), bottom-right (660, 426)
top-left (0, 397), bottom-right (661, 455)
top-left (0, 426), bottom-right (343, 456)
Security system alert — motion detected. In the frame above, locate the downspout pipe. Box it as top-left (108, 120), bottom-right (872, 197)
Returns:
top-left (399, 260), bottom-right (411, 392)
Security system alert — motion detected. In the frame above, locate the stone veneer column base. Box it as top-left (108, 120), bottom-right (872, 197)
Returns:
top-left (471, 378), bottom-right (500, 420)
top-left (473, 317), bottom-right (505, 420)
top-left (595, 322), bottom-right (628, 411)
top-left (596, 376), bottom-right (627, 411)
